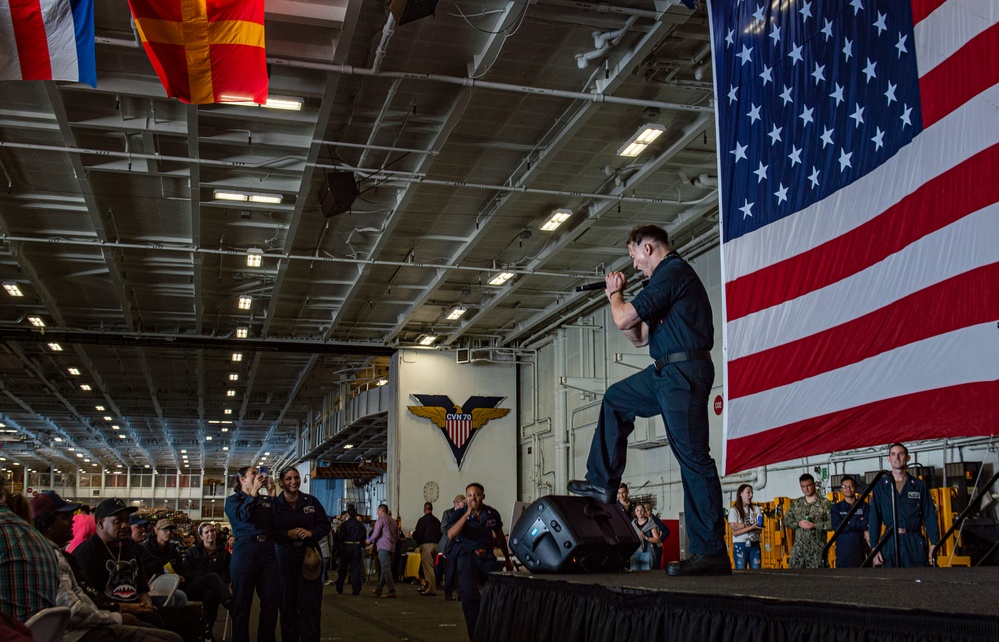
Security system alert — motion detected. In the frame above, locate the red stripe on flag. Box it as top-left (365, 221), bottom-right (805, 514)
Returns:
top-left (910, 0), bottom-right (950, 25)
top-left (208, 0), bottom-right (263, 23)
top-left (725, 143), bottom-right (999, 321)
top-left (209, 43), bottom-right (267, 103)
top-left (129, 0), bottom-right (183, 21)
top-left (726, 381), bottom-right (999, 473)
top-left (920, 21), bottom-right (999, 128)
top-left (9, 0), bottom-right (52, 80)
top-left (729, 263), bottom-right (999, 399)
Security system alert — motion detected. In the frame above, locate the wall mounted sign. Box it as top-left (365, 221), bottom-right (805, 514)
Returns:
top-left (408, 395), bottom-right (511, 468)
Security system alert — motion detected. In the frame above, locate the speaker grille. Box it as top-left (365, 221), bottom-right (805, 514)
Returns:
top-left (319, 172), bottom-right (358, 218)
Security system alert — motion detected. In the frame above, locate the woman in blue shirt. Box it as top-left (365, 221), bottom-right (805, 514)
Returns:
top-left (274, 467), bottom-right (331, 642)
top-left (224, 466), bottom-right (279, 642)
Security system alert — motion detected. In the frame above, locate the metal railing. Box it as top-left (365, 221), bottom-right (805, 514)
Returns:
top-left (932, 471), bottom-right (999, 567)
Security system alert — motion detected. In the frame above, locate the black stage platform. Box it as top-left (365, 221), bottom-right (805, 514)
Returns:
top-left (475, 567), bottom-right (999, 642)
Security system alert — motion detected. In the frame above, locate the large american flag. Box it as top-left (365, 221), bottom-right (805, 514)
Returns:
top-left (711, 0), bottom-right (999, 474)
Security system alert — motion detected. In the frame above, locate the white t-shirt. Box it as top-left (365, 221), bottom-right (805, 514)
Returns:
top-left (728, 504), bottom-right (762, 544)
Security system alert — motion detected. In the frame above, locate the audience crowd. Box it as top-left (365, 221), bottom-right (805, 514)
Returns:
top-left (0, 443), bottom-right (945, 641)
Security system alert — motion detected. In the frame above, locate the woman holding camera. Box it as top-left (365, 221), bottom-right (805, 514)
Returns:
top-left (274, 466), bottom-right (331, 642)
top-left (224, 466), bottom-right (279, 642)
top-left (728, 483), bottom-right (763, 569)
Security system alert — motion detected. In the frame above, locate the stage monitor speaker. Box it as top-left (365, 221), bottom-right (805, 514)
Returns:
top-left (509, 495), bottom-right (639, 573)
top-left (390, 0), bottom-right (439, 25)
top-left (319, 172), bottom-right (358, 218)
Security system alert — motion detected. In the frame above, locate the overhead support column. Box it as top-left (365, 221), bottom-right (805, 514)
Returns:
top-left (554, 329), bottom-right (569, 493)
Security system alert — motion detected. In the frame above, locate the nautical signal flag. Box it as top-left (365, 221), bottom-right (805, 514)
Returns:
top-left (0, 0), bottom-right (97, 87)
top-left (127, 0), bottom-right (268, 105)
top-left (712, 1), bottom-right (999, 475)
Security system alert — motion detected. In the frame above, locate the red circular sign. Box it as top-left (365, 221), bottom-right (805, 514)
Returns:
top-left (26, 487), bottom-right (33, 494)
top-left (713, 395), bottom-right (724, 415)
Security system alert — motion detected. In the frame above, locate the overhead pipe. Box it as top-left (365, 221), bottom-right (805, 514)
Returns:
top-left (0, 232), bottom-right (602, 281)
top-left (270, 57), bottom-right (712, 114)
top-left (0, 141), bottom-right (676, 206)
top-left (575, 16), bottom-right (638, 68)
top-left (98, 28), bottom-right (708, 114)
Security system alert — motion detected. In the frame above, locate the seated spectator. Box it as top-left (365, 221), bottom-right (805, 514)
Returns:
top-left (72, 498), bottom-right (208, 642)
top-left (182, 522), bottom-right (233, 633)
top-left (0, 475), bottom-right (60, 623)
top-left (29, 490), bottom-right (182, 642)
top-left (68, 505), bottom-right (96, 553)
top-left (142, 519), bottom-right (189, 606)
top-left (130, 515), bottom-right (152, 544)
top-left (629, 503), bottom-right (661, 570)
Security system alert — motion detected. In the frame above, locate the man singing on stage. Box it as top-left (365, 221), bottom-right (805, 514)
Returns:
top-left (568, 224), bottom-right (730, 576)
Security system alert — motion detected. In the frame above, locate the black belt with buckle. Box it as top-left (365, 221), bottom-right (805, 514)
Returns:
top-left (654, 350), bottom-right (712, 372)
top-left (240, 534), bottom-right (270, 542)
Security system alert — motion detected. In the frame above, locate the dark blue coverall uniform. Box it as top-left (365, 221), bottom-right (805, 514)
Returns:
top-left (584, 253), bottom-right (726, 556)
top-left (335, 517), bottom-right (367, 595)
top-left (274, 491), bottom-right (331, 642)
top-left (225, 489), bottom-right (280, 642)
top-left (447, 504), bottom-right (504, 640)
top-left (831, 499), bottom-right (870, 567)
top-left (868, 474), bottom-right (939, 568)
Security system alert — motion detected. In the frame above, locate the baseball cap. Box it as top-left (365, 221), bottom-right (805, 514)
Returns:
top-left (94, 498), bottom-right (138, 520)
top-left (30, 491), bottom-right (81, 519)
top-left (302, 546), bottom-right (323, 581)
top-left (129, 514), bottom-right (151, 527)
top-left (154, 518), bottom-right (177, 531)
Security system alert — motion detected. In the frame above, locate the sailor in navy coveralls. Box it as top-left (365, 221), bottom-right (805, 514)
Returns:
top-left (446, 482), bottom-right (514, 639)
top-left (869, 443), bottom-right (939, 568)
top-left (224, 466), bottom-right (280, 642)
top-left (568, 225), bottom-right (728, 577)
top-left (830, 475), bottom-right (871, 567)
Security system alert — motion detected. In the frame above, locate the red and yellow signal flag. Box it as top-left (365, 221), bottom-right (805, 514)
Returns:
top-left (127, 0), bottom-right (267, 104)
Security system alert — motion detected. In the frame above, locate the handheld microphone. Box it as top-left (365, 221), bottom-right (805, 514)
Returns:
top-left (574, 281), bottom-right (606, 292)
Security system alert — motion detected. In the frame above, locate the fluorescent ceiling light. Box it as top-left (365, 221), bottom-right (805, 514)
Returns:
top-left (540, 208), bottom-right (572, 232)
top-left (95, 405), bottom-right (105, 411)
top-left (27, 316), bottom-right (45, 327)
top-left (221, 427), bottom-right (229, 432)
top-left (343, 444), bottom-right (354, 449)
top-left (48, 343), bottom-right (63, 351)
top-left (80, 384), bottom-right (92, 391)
top-left (418, 335), bottom-right (437, 346)
top-left (377, 378), bottom-right (388, 386)
top-left (68, 368), bottom-right (81, 375)
top-left (238, 296), bottom-right (252, 310)
top-left (229, 96), bottom-right (304, 111)
top-left (617, 123), bottom-right (666, 157)
top-left (223, 446), bottom-right (229, 451)
top-left (224, 408), bottom-right (233, 415)
top-left (232, 353), bottom-right (243, 362)
top-left (236, 327), bottom-right (248, 338)
top-left (3, 283), bottom-right (24, 297)
top-left (206, 435), bottom-right (212, 441)
top-left (246, 249), bottom-right (263, 267)
top-left (488, 272), bottom-right (514, 286)
top-left (248, 194), bottom-right (282, 204)
top-left (229, 373), bottom-right (239, 381)
top-left (118, 434), bottom-right (126, 439)
top-left (213, 190), bottom-right (248, 202)
top-left (112, 425), bottom-right (120, 430)
top-left (446, 306), bottom-right (466, 320)
top-left (103, 416), bottom-right (112, 421)
top-left (54, 437), bottom-right (62, 442)
top-left (227, 390), bottom-right (236, 397)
